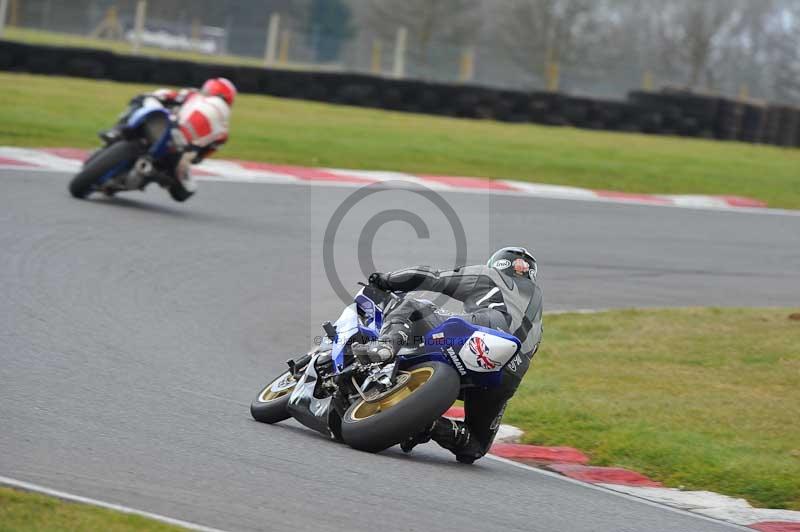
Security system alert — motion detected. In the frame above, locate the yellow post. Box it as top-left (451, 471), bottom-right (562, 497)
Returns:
top-left (543, 43), bottom-right (560, 92)
top-left (191, 17), bottom-right (201, 41)
top-left (546, 61), bottom-right (560, 92)
top-left (642, 70), bottom-right (654, 91)
top-left (738, 84), bottom-right (750, 100)
top-left (0, 0), bottom-right (7, 37)
top-left (278, 29), bottom-right (290, 65)
top-left (459, 46), bottom-right (475, 82)
top-left (107, 6), bottom-right (119, 38)
top-left (371, 39), bottom-right (382, 74)
top-left (91, 5), bottom-right (124, 40)
top-left (9, 0), bottom-right (18, 27)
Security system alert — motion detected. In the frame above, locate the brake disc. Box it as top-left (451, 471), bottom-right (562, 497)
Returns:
top-left (361, 371), bottom-right (411, 403)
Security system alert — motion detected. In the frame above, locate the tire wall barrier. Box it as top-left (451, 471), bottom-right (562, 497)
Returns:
top-left (2, 40), bottom-right (799, 148)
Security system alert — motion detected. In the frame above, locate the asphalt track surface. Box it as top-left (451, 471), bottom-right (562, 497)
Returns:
top-left (3, 168), bottom-right (799, 532)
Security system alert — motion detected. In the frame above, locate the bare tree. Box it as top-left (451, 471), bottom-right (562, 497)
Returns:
top-left (765, 1), bottom-right (800, 104)
top-left (498, 0), bottom-right (608, 86)
top-left (364, 0), bottom-right (482, 77)
top-left (655, 0), bottom-right (745, 89)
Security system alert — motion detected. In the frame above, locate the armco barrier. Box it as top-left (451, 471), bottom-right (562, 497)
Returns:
top-left (1, 39), bottom-right (798, 149)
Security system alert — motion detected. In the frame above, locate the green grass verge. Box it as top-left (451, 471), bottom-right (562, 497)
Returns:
top-left (0, 486), bottom-right (183, 531)
top-left (1, 71), bottom-right (800, 208)
top-left (506, 307), bottom-right (800, 510)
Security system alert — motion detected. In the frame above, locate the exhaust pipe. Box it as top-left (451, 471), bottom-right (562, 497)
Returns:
top-left (134, 157), bottom-right (155, 176)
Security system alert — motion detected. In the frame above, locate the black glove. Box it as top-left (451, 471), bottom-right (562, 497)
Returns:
top-left (368, 272), bottom-right (391, 291)
top-left (191, 148), bottom-right (206, 164)
top-left (128, 94), bottom-right (146, 107)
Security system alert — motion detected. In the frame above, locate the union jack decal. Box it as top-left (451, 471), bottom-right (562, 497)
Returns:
top-left (468, 335), bottom-right (498, 370)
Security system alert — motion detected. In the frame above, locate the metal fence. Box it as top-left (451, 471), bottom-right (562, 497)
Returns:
top-left (0, 0), bottom-right (775, 102)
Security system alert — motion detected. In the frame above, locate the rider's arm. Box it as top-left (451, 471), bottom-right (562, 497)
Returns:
top-left (375, 265), bottom-right (482, 302)
top-left (150, 88), bottom-right (196, 107)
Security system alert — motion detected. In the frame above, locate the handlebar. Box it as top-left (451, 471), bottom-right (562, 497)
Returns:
top-left (358, 281), bottom-right (401, 309)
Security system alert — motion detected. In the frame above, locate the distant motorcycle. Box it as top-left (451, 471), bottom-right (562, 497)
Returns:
top-left (68, 98), bottom-right (191, 202)
top-left (251, 282), bottom-right (522, 453)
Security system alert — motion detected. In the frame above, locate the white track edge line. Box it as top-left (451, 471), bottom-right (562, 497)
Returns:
top-left (0, 475), bottom-right (229, 532)
top-left (2, 163), bottom-right (800, 218)
top-left (483, 456), bottom-right (753, 530)
top-left (0, 467), bottom-right (749, 532)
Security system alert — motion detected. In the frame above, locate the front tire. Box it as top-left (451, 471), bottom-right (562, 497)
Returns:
top-left (69, 141), bottom-right (141, 199)
top-left (341, 361), bottom-right (460, 453)
top-left (250, 370), bottom-right (299, 424)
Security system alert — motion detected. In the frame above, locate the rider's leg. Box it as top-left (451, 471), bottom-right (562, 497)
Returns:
top-left (428, 351), bottom-right (531, 463)
top-left (382, 299), bottom-right (442, 348)
top-left (166, 153), bottom-right (197, 202)
top-left (405, 308), bottom-right (532, 461)
top-left (175, 153), bottom-right (198, 191)
top-left (353, 299), bottom-right (442, 362)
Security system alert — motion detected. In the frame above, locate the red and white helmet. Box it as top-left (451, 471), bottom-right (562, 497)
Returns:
top-left (201, 78), bottom-right (237, 106)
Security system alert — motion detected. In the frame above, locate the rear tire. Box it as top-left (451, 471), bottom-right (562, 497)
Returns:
top-left (341, 361), bottom-right (460, 453)
top-left (69, 141), bottom-right (141, 199)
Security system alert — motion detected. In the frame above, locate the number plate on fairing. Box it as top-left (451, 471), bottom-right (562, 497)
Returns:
top-left (457, 332), bottom-right (518, 373)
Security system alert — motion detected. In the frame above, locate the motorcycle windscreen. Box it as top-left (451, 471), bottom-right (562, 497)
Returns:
top-left (331, 304), bottom-right (360, 371)
top-left (354, 292), bottom-right (383, 332)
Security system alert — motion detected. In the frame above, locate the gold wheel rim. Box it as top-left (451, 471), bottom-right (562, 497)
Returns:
top-left (258, 372), bottom-right (296, 403)
top-left (350, 367), bottom-right (434, 421)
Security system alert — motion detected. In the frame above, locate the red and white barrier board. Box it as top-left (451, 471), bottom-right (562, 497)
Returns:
top-left (0, 147), bottom-right (773, 211)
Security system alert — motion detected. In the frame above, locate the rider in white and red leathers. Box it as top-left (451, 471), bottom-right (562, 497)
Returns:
top-left (103, 78), bottom-right (236, 202)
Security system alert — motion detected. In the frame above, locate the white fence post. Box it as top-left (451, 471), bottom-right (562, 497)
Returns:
top-left (264, 13), bottom-right (280, 67)
top-left (132, 0), bottom-right (147, 54)
top-left (393, 26), bottom-right (407, 78)
top-left (0, 0), bottom-right (9, 38)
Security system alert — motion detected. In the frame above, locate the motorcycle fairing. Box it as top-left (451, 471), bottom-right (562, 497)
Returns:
top-left (355, 292), bottom-right (383, 332)
top-left (126, 106), bottom-right (173, 158)
top-left (286, 356), bottom-right (335, 437)
top-left (331, 291), bottom-right (380, 373)
top-left (458, 330), bottom-right (519, 373)
top-left (397, 317), bottom-right (521, 388)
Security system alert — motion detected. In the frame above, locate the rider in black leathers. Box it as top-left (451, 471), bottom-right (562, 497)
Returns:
top-left (352, 247), bottom-right (543, 463)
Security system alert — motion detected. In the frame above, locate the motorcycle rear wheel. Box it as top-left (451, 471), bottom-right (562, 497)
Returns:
top-left (68, 141), bottom-right (140, 199)
top-left (341, 361), bottom-right (460, 453)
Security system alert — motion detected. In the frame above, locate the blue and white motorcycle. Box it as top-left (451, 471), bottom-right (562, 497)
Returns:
top-left (68, 97), bottom-right (191, 202)
top-left (251, 282), bottom-right (522, 453)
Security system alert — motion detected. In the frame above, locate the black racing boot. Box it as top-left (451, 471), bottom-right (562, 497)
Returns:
top-left (400, 420), bottom-right (436, 453)
top-left (402, 418), bottom-right (472, 456)
top-left (432, 418), bottom-right (483, 463)
top-left (352, 319), bottom-right (412, 365)
top-left (432, 418), bottom-right (471, 450)
top-left (351, 340), bottom-right (395, 364)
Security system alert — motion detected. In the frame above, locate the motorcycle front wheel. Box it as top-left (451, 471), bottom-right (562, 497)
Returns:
top-left (341, 361), bottom-right (460, 453)
top-left (250, 369), bottom-right (300, 424)
top-left (68, 141), bottom-right (141, 199)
